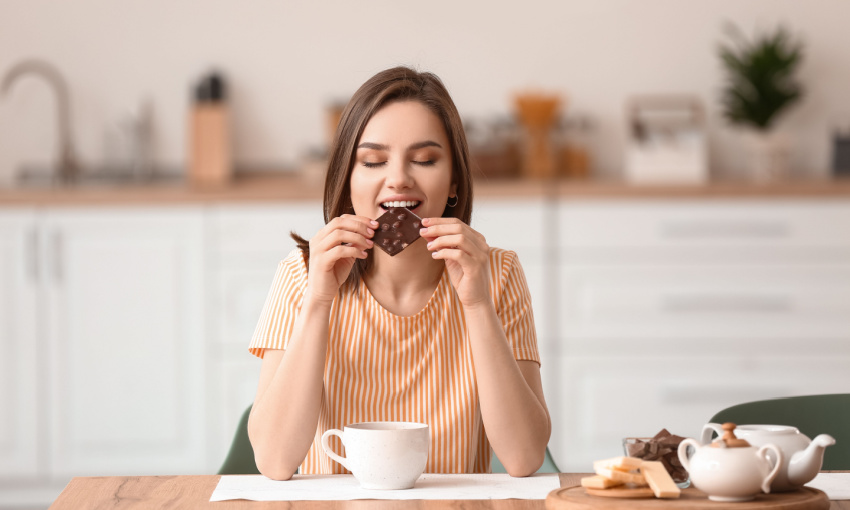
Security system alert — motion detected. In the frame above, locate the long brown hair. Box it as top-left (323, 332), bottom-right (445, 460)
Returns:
top-left (291, 66), bottom-right (474, 286)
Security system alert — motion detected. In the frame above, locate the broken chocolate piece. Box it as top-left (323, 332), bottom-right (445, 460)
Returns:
top-left (624, 429), bottom-right (689, 483)
top-left (372, 207), bottom-right (422, 256)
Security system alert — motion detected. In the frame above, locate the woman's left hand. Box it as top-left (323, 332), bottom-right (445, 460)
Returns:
top-left (421, 217), bottom-right (491, 308)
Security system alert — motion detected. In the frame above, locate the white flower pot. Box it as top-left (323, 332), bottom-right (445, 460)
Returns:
top-left (744, 130), bottom-right (790, 181)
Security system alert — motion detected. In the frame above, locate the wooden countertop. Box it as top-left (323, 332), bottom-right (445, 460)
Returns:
top-left (3, 172), bottom-right (850, 207)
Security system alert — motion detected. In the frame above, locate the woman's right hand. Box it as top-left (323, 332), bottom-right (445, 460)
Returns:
top-left (306, 214), bottom-right (377, 303)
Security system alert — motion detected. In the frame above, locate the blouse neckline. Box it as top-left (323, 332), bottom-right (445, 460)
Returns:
top-left (358, 265), bottom-right (449, 321)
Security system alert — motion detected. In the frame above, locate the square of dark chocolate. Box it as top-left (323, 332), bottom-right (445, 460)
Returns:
top-left (372, 207), bottom-right (422, 256)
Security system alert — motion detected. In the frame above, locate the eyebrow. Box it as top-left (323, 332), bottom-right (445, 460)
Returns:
top-left (357, 140), bottom-right (443, 151)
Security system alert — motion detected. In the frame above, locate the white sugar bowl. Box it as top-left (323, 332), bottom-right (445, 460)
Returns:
top-left (678, 423), bottom-right (783, 502)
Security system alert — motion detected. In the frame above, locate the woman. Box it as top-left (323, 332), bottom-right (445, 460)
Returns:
top-left (247, 66), bottom-right (550, 480)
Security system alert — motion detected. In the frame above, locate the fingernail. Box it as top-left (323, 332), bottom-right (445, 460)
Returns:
top-left (366, 239), bottom-right (374, 246)
top-left (419, 228), bottom-right (427, 235)
top-left (370, 220), bottom-right (379, 226)
top-left (426, 241), bottom-right (433, 248)
top-left (367, 228), bottom-right (374, 235)
top-left (422, 218), bottom-right (430, 225)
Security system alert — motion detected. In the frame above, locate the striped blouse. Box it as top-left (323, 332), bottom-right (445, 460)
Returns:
top-left (249, 246), bottom-right (540, 474)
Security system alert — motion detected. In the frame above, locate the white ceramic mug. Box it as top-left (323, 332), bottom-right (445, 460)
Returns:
top-left (321, 421), bottom-right (429, 490)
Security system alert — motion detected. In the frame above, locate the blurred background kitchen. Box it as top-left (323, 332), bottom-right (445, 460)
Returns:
top-left (2, 0), bottom-right (850, 508)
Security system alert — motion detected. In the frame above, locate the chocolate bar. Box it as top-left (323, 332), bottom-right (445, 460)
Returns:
top-left (371, 207), bottom-right (422, 256)
top-left (625, 429), bottom-right (688, 483)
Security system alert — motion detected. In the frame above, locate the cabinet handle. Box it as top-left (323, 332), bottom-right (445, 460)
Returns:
top-left (660, 294), bottom-right (792, 313)
top-left (27, 227), bottom-right (40, 283)
top-left (52, 231), bottom-right (63, 284)
top-left (660, 220), bottom-right (790, 239)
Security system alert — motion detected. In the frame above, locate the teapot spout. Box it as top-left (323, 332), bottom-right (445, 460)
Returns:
top-left (788, 434), bottom-right (836, 487)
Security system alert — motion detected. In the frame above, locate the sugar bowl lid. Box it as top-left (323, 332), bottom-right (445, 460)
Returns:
top-left (710, 422), bottom-right (751, 448)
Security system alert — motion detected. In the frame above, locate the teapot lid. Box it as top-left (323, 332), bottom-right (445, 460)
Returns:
top-left (710, 422), bottom-right (751, 448)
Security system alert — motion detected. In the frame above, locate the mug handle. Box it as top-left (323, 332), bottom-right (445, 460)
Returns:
top-left (678, 438), bottom-right (700, 474)
top-left (700, 423), bottom-right (724, 445)
top-left (758, 443), bottom-right (784, 494)
top-left (321, 428), bottom-right (350, 471)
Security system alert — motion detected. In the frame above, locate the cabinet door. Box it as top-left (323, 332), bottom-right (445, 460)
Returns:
top-left (0, 209), bottom-right (40, 479)
top-left (43, 208), bottom-right (206, 477)
top-left (550, 355), bottom-right (850, 472)
top-left (208, 203), bottom-right (324, 466)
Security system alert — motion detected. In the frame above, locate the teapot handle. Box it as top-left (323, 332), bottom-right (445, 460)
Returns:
top-left (678, 438), bottom-right (700, 474)
top-left (700, 423), bottom-right (724, 445)
top-left (758, 443), bottom-right (784, 494)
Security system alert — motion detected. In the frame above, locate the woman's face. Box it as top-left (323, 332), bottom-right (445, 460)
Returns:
top-left (349, 100), bottom-right (456, 222)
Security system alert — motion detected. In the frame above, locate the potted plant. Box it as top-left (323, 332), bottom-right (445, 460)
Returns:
top-left (718, 23), bottom-right (804, 180)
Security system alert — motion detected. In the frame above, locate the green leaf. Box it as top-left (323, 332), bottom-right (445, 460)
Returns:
top-left (718, 22), bottom-right (804, 130)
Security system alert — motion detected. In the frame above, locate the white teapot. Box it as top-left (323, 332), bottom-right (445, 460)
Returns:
top-left (702, 422), bottom-right (835, 492)
top-left (679, 422), bottom-right (783, 502)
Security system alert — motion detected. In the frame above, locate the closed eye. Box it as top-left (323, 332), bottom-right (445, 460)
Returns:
top-left (362, 161), bottom-right (386, 168)
top-left (413, 160), bottom-right (435, 166)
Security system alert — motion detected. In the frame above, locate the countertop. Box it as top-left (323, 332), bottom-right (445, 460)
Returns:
top-left (3, 172), bottom-right (850, 207)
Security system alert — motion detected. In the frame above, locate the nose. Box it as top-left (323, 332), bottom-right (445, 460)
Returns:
top-left (385, 159), bottom-right (414, 190)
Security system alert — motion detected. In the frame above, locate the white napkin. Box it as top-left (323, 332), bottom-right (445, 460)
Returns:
top-left (210, 473), bottom-right (561, 501)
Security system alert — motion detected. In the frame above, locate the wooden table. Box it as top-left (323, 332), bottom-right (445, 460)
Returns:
top-left (48, 473), bottom-right (849, 509)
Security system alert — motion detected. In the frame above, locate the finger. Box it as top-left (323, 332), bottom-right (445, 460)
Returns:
top-left (426, 234), bottom-right (469, 253)
top-left (421, 224), bottom-right (488, 253)
top-left (418, 222), bottom-right (464, 240)
top-left (319, 229), bottom-right (374, 252)
top-left (324, 244), bottom-right (369, 262)
top-left (421, 217), bottom-right (463, 227)
top-left (321, 215), bottom-right (378, 238)
top-left (430, 247), bottom-right (466, 262)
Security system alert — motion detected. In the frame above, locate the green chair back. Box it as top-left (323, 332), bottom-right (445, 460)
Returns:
top-left (491, 446), bottom-right (560, 474)
top-left (708, 394), bottom-right (850, 470)
top-left (218, 405), bottom-right (261, 475)
top-left (220, 404), bottom-right (561, 475)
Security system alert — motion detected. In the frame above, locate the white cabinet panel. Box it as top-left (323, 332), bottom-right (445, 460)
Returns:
top-left (559, 264), bottom-right (850, 348)
top-left (213, 203), bottom-right (324, 260)
top-left (0, 210), bottom-right (40, 480)
top-left (44, 208), bottom-right (206, 476)
top-left (473, 199), bottom-right (549, 252)
top-left (550, 355), bottom-right (850, 472)
top-left (559, 201), bottom-right (850, 249)
top-left (207, 352), bottom-right (261, 468)
top-left (214, 266), bottom-right (282, 347)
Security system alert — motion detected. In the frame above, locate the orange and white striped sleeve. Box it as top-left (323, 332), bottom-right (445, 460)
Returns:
top-left (248, 249), bottom-right (309, 359)
top-left (495, 250), bottom-right (541, 365)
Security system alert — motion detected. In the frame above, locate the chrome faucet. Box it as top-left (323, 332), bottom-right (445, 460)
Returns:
top-left (2, 59), bottom-right (81, 183)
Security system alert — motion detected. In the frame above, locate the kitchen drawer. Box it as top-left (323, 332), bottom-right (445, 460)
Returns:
top-left (549, 354), bottom-right (850, 472)
top-left (558, 264), bottom-right (850, 349)
top-left (473, 198), bottom-right (549, 253)
top-left (212, 203), bottom-right (324, 256)
top-left (558, 200), bottom-right (850, 249)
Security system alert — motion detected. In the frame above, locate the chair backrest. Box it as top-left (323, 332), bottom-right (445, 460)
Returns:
top-left (218, 405), bottom-right (260, 475)
top-left (490, 447), bottom-right (560, 474)
top-left (220, 404), bottom-right (562, 475)
top-left (708, 394), bottom-right (850, 470)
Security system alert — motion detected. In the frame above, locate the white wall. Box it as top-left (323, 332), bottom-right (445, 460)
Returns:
top-left (1, 0), bottom-right (849, 184)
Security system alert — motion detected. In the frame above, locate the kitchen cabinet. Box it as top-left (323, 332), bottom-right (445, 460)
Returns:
top-left (0, 206), bottom-right (207, 508)
top-left (0, 209), bottom-right (40, 481)
top-left (3, 189), bottom-right (850, 508)
top-left (43, 207), bottom-right (207, 477)
top-left (206, 203), bottom-right (325, 465)
top-left (551, 200), bottom-right (850, 471)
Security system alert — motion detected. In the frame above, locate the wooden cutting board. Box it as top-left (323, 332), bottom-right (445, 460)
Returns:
top-left (546, 486), bottom-right (830, 510)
